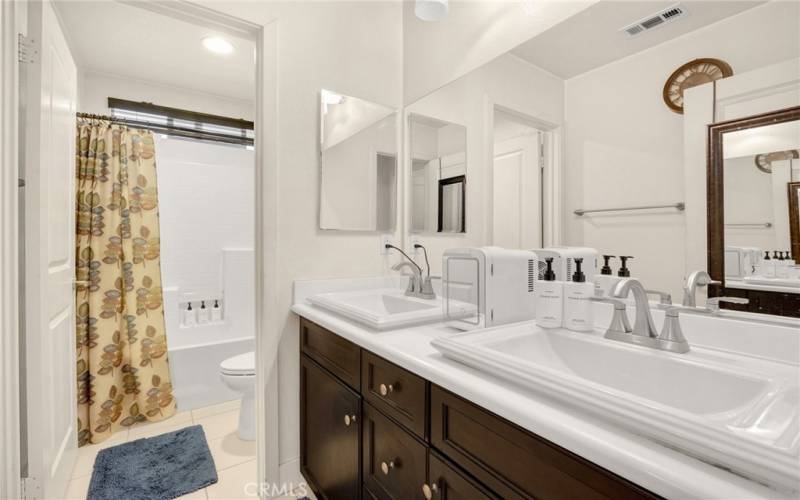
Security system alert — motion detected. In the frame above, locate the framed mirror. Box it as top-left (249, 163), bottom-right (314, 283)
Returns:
top-left (708, 105), bottom-right (800, 317)
top-left (319, 89), bottom-right (397, 231)
top-left (409, 114), bottom-right (467, 234)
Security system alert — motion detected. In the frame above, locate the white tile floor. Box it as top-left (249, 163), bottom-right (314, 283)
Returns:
top-left (65, 400), bottom-right (306, 500)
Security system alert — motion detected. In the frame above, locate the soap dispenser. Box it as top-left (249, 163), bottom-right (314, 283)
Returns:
top-left (618, 256), bottom-right (634, 277)
top-left (759, 251), bottom-right (775, 277)
top-left (536, 257), bottom-right (563, 328)
top-left (776, 251), bottom-right (790, 278)
top-left (564, 258), bottom-right (594, 332)
top-left (197, 300), bottom-right (210, 324)
top-left (183, 302), bottom-right (196, 327)
top-left (593, 255), bottom-right (619, 297)
top-left (211, 299), bottom-right (222, 322)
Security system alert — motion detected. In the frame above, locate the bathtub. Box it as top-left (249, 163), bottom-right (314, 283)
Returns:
top-left (168, 336), bottom-right (254, 411)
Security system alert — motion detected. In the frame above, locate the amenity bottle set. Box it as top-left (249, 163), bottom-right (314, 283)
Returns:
top-left (536, 254), bottom-right (636, 331)
top-left (181, 299), bottom-right (224, 327)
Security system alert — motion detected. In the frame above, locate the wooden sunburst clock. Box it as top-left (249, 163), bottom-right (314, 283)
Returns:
top-left (663, 58), bottom-right (733, 114)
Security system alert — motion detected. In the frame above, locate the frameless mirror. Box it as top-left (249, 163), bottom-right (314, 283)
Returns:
top-left (319, 89), bottom-right (397, 231)
top-left (721, 118), bottom-right (800, 287)
top-left (409, 114), bottom-right (467, 233)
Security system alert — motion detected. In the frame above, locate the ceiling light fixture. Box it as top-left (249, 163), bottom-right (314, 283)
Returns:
top-left (415, 0), bottom-right (448, 22)
top-left (202, 36), bottom-right (234, 55)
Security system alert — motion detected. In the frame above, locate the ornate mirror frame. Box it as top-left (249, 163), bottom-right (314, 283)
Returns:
top-left (707, 105), bottom-right (800, 317)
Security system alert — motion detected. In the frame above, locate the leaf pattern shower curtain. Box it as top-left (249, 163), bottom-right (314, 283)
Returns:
top-left (75, 119), bottom-right (176, 446)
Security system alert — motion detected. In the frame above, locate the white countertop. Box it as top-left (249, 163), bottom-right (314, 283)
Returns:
top-left (291, 283), bottom-right (794, 499)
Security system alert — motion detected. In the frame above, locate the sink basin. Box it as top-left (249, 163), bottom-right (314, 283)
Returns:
top-left (432, 324), bottom-right (800, 491)
top-left (307, 288), bottom-right (473, 330)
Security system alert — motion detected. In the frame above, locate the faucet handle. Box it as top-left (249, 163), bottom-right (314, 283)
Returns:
top-left (706, 296), bottom-right (749, 311)
top-left (589, 297), bottom-right (632, 335)
top-left (658, 307), bottom-right (690, 353)
top-left (645, 289), bottom-right (672, 305)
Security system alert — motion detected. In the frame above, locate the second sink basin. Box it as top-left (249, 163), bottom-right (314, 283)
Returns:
top-left (432, 324), bottom-right (799, 491)
top-left (307, 288), bottom-right (474, 330)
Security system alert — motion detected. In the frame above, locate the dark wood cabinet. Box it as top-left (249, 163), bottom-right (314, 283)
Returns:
top-left (362, 403), bottom-right (428, 500)
top-left (300, 355), bottom-right (361, 500)
top-left (362, 350), bottom-right (428, 439)
top-left (300, 317), bottom-right (661, 500)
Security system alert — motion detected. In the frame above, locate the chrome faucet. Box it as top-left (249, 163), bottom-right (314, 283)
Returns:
top-left (682, 270), bottom-right (721, 307)
top-left (705, 296), bottom-right (749, 313)
top-left (386, 244), bottom-right (435, 299)
top-left (601, 278), bottom-right (690, 353)
top-left (413, 243), bottom-right (436, 299)
top-left (612, 278), bottom-right (658, 339)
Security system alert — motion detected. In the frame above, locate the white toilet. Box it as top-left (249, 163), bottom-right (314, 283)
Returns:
top-left (219, 351), bottom-right (256, 441)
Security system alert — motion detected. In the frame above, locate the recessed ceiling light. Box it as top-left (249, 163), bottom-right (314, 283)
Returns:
top-left (202, 36), bottom-right (234, 55)
top-left (415, 0), bottom-right (448, 22)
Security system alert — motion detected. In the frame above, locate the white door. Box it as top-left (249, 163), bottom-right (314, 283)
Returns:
top-left (493, 133), bottom-right (541, 248)
top-left (23, 0), bottom-right (78, 497)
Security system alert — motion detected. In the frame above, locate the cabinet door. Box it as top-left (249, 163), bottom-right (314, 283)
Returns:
top-left (363, 403), bottom-right (428, 500)
top-left (301, 355), bottom-right (361, 500)
top-left (426, 452), bottom-right (499, 500)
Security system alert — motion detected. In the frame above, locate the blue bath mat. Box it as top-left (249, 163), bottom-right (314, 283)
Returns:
top-left (88, 425), bottom-right (217, 500)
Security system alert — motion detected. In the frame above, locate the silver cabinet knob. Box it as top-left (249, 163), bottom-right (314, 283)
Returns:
top-left (380, 460), bottom-right (395, 475)
top-left (343, 414), bottom-right (357, 426)
top-left (379, 383), bottom-right (394, 396)
top-left (422, 482), bottom-right (439, 499)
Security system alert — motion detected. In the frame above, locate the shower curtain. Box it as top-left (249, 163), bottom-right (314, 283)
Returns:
top-left (75, 118), bottom-right (176, 446)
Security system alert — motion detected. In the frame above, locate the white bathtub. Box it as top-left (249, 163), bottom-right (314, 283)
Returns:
top-left (169, 336), bottom-right (254, 411)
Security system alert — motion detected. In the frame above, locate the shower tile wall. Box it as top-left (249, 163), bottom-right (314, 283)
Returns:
top-left (156, 136), bottom-right (255, 410)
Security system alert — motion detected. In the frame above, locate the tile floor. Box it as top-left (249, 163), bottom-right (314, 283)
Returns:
top-left (64, 400), bottom-right (307, 500)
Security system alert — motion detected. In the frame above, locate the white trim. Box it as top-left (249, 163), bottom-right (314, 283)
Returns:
top-left (0, 0), bottom-right (22, 498)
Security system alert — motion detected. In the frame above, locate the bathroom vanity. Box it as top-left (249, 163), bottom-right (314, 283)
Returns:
top-left (298, 316), bottom-right (657, 500)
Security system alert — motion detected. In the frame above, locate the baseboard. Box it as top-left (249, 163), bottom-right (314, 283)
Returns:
top-left (278, 458), bottom-right (314, 499)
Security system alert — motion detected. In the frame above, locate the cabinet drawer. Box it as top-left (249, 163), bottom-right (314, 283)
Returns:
top-left (362, 350), bottom-right (428, 438)
top-left (300, 355), bottom-right (361, 500)
top-left (428, 451), bottom-right (498, 500)
top-left (430, 386), bottom-right (659, 500)
top-left (300, 317), bottom-right (361, 390)
top-left (363, 403), bottom-right (427, 500)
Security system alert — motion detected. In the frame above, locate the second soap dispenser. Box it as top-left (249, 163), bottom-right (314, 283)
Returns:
top-left (564, 258), bottom-right (594, 332)
top-left (536, 257), bottom-right (563, 328)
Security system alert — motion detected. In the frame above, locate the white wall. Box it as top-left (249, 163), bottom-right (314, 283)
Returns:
top-left (724, 156), bottom-right (777, 250)
top-left (406, 53), bottom-right (563, 274)
top-left (78, 71), bottom-right (254, 121)
top-left (564, 1), bottom-right (800, 298)
top-left (402, 0), bottom-right (593, 103)
top-left (192, 0), bottom-right (404, 473)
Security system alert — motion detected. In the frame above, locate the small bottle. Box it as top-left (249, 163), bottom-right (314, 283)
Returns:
top-left (618, 256), bottom-right (634, 277)
top-left (183, 302), bottom-right (196, 326)
top-left (536, 258), bottom-right (563, 329)
top-left (759, 251), bottom-right (775, 278)
top-left (197, 300), bottom-right (210, 324)
top-left (593, 255), bottom-right (620, 297)
top-left (211, 299), bottom-right (222, 322)
top-left (776, 251), bottom-right (790, 279)
top-left (564, 258), bottom-right (594, 332)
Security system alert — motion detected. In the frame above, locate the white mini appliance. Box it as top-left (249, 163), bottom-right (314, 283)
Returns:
top-left (532, 247), bottom-right (598, 282)
top-left (442, 247), bottom-right (537, 330)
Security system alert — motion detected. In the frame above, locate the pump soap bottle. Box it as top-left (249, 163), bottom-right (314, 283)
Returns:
top-left (564, 258), bottom-right (594, 332)
top-left (536, 257), bottom-right (563, 328)
top-left (211, 299), bottom-right (223, 322)
top-left (759, 251), bottom-right (775, 278)
top-left (183, 302), bottom-right (196, 327)
top-left (593, 255), bottom-right (620, 297)
top-left (618, 256), bottom-right (634, 278)
top-left (198, 300), bottom-right (210, 324)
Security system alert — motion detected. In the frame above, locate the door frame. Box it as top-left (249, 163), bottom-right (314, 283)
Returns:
top-left (486, 102), bottom-right (564, 248)
top-left (0, 1), bottom-right (282, 498)
top-left (0, 0), bottom-right (23, 498)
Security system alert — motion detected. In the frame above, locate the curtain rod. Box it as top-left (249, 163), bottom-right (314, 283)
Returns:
top-left (75, 112), bottom-right (254, 147)
top-left (573, 202), bottom-right (685, 216)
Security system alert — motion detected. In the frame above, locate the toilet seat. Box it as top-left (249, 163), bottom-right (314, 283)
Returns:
top-left (220, 351), bottom-right (255, 376)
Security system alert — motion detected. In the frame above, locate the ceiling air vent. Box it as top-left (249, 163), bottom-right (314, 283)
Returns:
top-left (621, 3), bottom-right (687, 37)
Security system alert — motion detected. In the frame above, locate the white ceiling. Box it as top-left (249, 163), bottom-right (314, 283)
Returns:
top-left (55, 1), bottom-right (255, 101)
top-left (511, 1), bottom-right (764, 79)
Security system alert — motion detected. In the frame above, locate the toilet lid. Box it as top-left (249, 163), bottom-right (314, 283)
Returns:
top-left (220, 351), bottom-right (255, 375)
